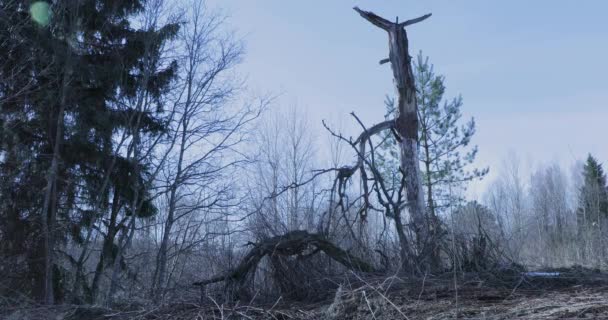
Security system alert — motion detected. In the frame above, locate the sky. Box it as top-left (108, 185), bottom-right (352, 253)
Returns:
top-left (206, 0), bottom-right (608, 199)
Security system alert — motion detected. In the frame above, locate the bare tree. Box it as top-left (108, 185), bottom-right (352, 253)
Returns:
top-left (247, 105), bottom-right (319, 238)
top-left (319, 7), bottom-right (433, 272)
top-left (150, 0), bottom-right (261, 301)
top-left (484, 154), bottom-right (529, 261)
top-left (529, 163), bottom-right (574, 264)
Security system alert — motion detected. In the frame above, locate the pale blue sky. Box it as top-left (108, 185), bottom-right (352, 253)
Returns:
top-left (207, 0), bottom-right (608, 197)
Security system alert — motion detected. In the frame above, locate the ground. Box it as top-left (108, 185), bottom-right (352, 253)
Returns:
top-left (5, 270), bottom-right (608, 319)
top-left (318, 283), bottom-right (608, 319)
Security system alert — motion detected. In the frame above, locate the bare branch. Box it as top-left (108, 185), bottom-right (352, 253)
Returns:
top-left (399, 13), bottom-right (432, 28)
top-left (353, 7), bottom-right (393, 31)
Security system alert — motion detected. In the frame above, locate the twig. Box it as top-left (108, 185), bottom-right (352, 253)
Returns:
top-left (350, 271), bottom-right (410, 320)
top-left (362, 290), bottom-right (377, 320)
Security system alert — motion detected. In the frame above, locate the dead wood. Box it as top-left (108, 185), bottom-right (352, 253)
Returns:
top-left (353, 7), bottom-right (434, 271)
top-left (193, 231), bottom-right (376, 300)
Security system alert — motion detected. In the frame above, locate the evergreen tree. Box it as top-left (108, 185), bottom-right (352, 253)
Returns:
top-left (576, 155), bottom-right (608, 261)
top-left (377, 52), bottom-right (488, 218)
top-left (376, 52), bottom-right (488, 270)
top-left (0, 0), bottom-right (177, 303)
top-left (578, 155), bottom-right (608, 223)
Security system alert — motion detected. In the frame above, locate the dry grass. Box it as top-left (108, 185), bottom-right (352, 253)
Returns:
top-left (4, 271), bottom-right (608, 319)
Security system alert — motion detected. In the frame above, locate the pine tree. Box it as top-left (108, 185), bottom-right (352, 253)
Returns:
top-left (376, 52), bottom-right (487, 270)
top-left (377, 52), bottom-right (488, 218)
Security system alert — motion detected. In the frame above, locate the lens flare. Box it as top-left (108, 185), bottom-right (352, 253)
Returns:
top-left (30, 1), bottom-right (51, 27)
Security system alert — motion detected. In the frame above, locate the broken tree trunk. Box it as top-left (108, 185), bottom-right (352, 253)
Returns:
top-left (193, 231), bottom-right (375, 300)
top-left (354, 7), bottom-right (432, 270)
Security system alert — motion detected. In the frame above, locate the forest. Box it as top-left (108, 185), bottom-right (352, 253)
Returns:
top-left (1, 1), bottom-right (607, 319)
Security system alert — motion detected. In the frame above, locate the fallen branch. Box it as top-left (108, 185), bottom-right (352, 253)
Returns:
top-left (193, 231), bottom-right (376, 290)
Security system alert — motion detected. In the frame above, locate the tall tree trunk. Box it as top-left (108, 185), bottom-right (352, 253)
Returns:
top-left (71, 132), bottom-right (129, 302)
top-left (153, 130), bottom-right (186, 301)
top-left (354, 7), bottom-right (432, 271)
top-left (152, 62), bottom-right (193, 301)
top-left (89, 189), bottom-right (121, 303)
top-left (106, 215), bottom-right (136, 305)
top-left (40, 47), bottom-right (73, 302)
top-left (106, 127), bottom-right (141, 306)
top-left (106, 22), bottom-right (158, 301)
top-left (421, 130), bottom-right (442, 270)
top-left (40, 105), bottom-right (62, 304)
top-left (393, 207), bottom-right (414, 272)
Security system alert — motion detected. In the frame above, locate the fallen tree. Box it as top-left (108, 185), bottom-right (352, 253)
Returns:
top-left (193, 230), bottom-right (376, 301)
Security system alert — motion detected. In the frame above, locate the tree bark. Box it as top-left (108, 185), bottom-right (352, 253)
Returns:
top-left (354, 7), bottom-right (432, 270)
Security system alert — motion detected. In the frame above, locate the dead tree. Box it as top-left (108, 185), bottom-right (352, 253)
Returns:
top-left (193, 230), bottom-right (375, 301)
top-left (353, 7), bottom-right (432, 268)
top-left (237, 7), bottom-right (435, 275)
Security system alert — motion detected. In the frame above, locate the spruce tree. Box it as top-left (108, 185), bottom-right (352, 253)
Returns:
top-left (577, 154), bottom-right (608, 261)
top-left (0, 0), bottom-right (177, 303)
top-left (578, 155), bottom-right (608, 221)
